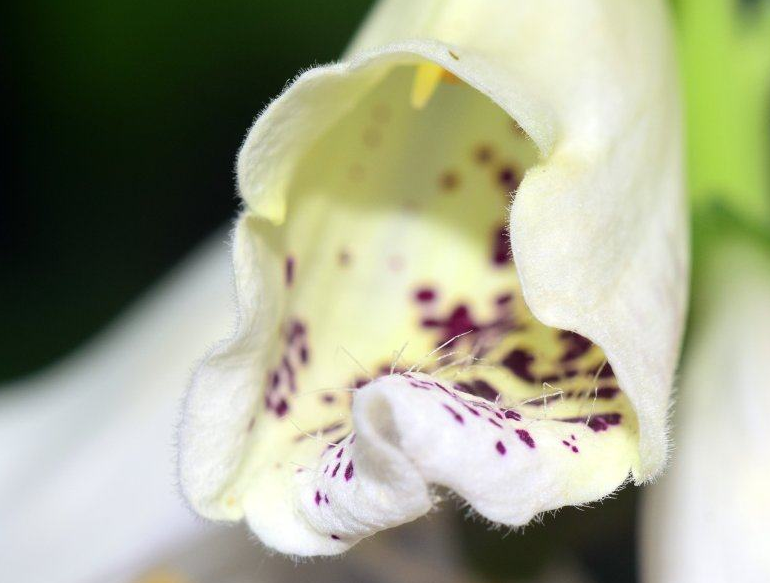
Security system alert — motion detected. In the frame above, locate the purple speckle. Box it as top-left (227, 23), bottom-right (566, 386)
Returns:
top-left (495, 441), bottom-right (507, 455)
top-left (596, 387), bottom-right (620, 399)
top-left (515, 429), bottom-right (536, 448)
top-left (455, 379), bottom-right (499, 401)
top-left (336, 447), bottom-right (344, 459)
top-left (502, 349), bottom-right (536, 383)
top-left (331, 462), bottom-right (341, 478)
top-left (503, 409), bottom-right (522, 421)
top-left (498, 166), bottom-right (520, 191)
top-left (320, 422), bottom-right (346, 435)
top-left (285, 257), bottom-right (295, 286)
top-left (443, 404), bottom-right (465, 424)
top-left (561, 413), bottom-right (622, 432)
top-left (415, 287), bottom-right (437, 303)
top-left (572, 446), bottom-right (579, 453)
top-left (331, 534), bottom-right (340, 541)
top-left (344, 460), bottom-right (354, 481)
top-left (324, 494), bottom-right (329, 504)
top-left (492, 225), bottom-right (511, 266)
top-left (274, 399), bottom-right (288, 418)
top-left (488, 418), bottom-right (503, 429)
top-left (559, 330), bottom-right (593, 361)
top-left (314, 490), bottom-right (321, 505)
top-left (321, 394), bottom-right (336, 404)
top-left (463, 403), bottom-right (481, 417)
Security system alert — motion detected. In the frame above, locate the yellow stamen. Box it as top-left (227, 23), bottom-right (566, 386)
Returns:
top-left (410, 63), bottom-right (445, 110)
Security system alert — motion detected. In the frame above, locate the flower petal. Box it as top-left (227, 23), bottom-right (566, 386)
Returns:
top-left (642, 233), bottom-right (770, 582)
top-left (179, 0), bottom-right (686, 556)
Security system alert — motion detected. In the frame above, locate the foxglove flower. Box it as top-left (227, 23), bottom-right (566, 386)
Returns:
top-left (642, 227), bottom-right (770, 582)
top-left (178, 0), bottom-right (687, 555)
top-left (0, 240), bottom-right (233, 583)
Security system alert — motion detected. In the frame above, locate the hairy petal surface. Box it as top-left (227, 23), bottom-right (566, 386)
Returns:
top-left (179, 0), bottom-right (686, 555)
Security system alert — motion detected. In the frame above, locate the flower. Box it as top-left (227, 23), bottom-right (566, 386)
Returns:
top-left (642, 221), bottom-right (770, 582)
top-left (0, 239), bottom-right (233, 583)
top-left (178, 0), bottom-right (687, 556)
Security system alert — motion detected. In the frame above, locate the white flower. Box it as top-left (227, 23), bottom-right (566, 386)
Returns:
top-left (642, 229), bottom-right (770, 583)
top-left (0, 240), bottom-right (232, 583)
top-left (178, 0), bottom-right (687, 556)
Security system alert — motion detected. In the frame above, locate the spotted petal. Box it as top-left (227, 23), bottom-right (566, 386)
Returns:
top-left (178, 0), bottom-right (686, 555)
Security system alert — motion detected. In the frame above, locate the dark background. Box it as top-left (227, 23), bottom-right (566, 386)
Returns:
top-left (1, 2), bottom-right (651, 581)
top-left (2, 0), bottom-right (373, 381)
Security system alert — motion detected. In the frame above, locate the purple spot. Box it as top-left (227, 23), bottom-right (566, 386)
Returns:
top-left (270, 371), bottom-right (280, 389)
top-left (443, 404), bottom-right (465, 424)
top-left (314, 490), bottom-right (321, 505)
top-left (299, 345), bottom-right (309, 364)
top-left (572, 446), bottom-right (579, 453)
top-left (455, 380), bottom-right (499, 402)
top-left (488, 418), bottom-right (503, 429)
top-left (562, 440), bottom-right (570, 447)
top-left (324, 494), bottom-right (329, 504)
top-left (495, 440), bottom-right (507, 455)
top-left (496, 292), bottom-right (513, 306)
top-left (344, 460), bottom-right (354, 481)
top-left (463, 404), bottom-right (481, 417)
top-left (415, 287), bottom-right (437, 303)
top-left (498, 166), bottom-right (520, 192)
top-left (502, 349), bottom-right (536, 383)
top-left (281, 357), bottom-right (296, 393)
top-left (492, 225), bottom-right (511, 266)
top-left (474, 144), bottom-right (493, 164)
top-left (322, 394), bottom-right (336, 404)
top-left (559, 331), bottom-right (593, 362)
top-left (331, 463), bottom-right (341, 478)
top-left (423, 305), bottom-right (477, 347)
top-left (599, 363), bottom-right (615, 378)
top-left (285, 257), bottom-right (295, 286)
top-left (596, 387), bottom-right (620, 399)
top-left (320, 422), bottom-right (346, 435)
top-left (561, 413), bottom-right (622, 432)
top-left (503, 409), bottom-right (522, 421)
top-left (439, 171), bottom-right (460, 191)
top-left (287, 320), bottom-right (306, 341)
top-left (274, 399), bottom-right (289, 418)
top-left (515, 429), bottom-right (536, 448)
top-left (331, 534), bottom-right (340, 540)
top-left (323, 465), bottom-right (329, 475)
top-left (336, 447), bottom-right (344, 459)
